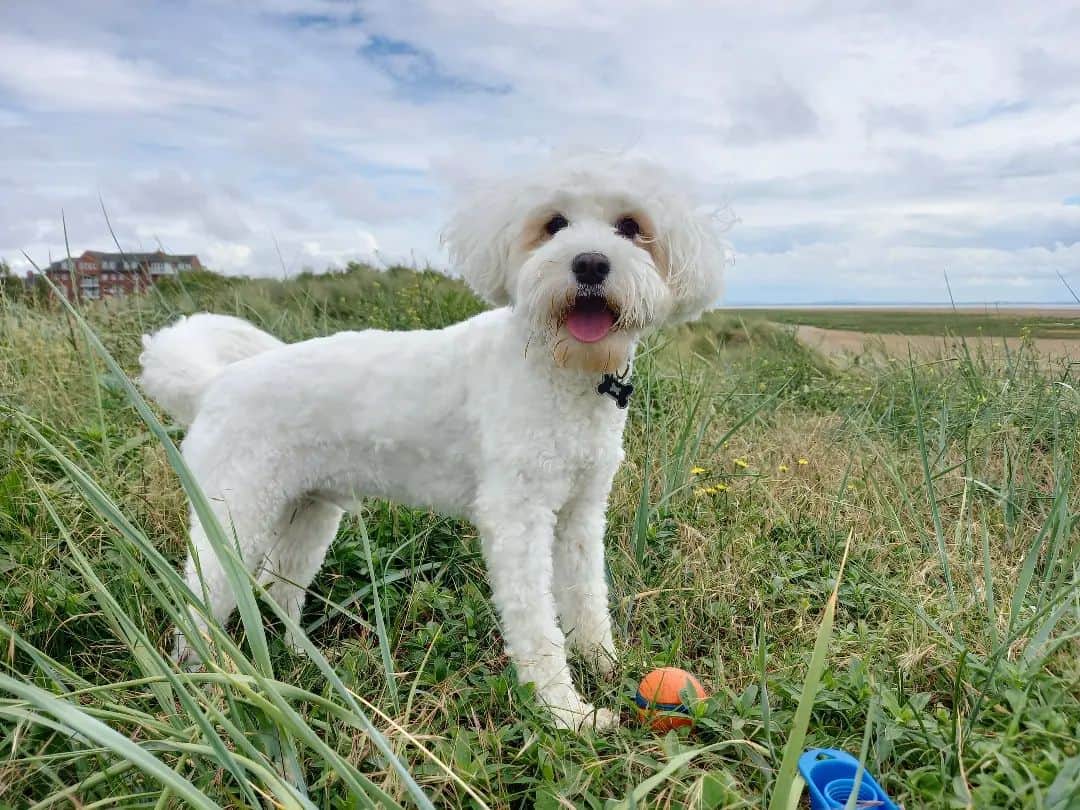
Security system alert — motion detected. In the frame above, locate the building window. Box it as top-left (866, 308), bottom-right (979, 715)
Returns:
top-left (80, 275), bottom-right (99, 293)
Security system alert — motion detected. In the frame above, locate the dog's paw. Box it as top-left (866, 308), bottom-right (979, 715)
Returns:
top-left (589, 645), bottom-right (619, 679)
top-left (589, 707), bottom-right (620, 732)
top-left (570, 636), bottom-right (619, 679)
top-left (172, 634), bottom-right (204, 672)
top-left (283, 630), bottom-right (310, 658)
top-left (549, 703), bottom-right (620, 733)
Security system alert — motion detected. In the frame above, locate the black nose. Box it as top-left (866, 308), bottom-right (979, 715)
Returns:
top-left (572, 252), bottom-right (610, 285)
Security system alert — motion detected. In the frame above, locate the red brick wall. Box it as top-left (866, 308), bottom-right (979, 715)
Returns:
top-left (43, 251), bottom-right (185, 301)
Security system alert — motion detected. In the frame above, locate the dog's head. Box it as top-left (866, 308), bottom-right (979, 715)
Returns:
top-left (444, 154), bottom-right (729, 373)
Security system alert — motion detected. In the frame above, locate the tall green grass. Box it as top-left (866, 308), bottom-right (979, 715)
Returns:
top-left (1, 266), bottom-right (1078, 807)
top-left (5, 269), bottom-right (442, 807)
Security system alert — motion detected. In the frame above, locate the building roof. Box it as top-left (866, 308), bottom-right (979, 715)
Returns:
top-left (83, 250), bottom-right (200, 262)
top-left (44, 250), bottom-right (199, 273)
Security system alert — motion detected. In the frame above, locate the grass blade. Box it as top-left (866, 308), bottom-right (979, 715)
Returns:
top-left (908, 356), bottom-right (956, 608)
top-left (358, 511), bottom-right (400, 710)
top-left (613, 740), bottom-right (766, 810)
top-left (767, 530), bottom-right (852, 810)
top-left (0, 675), bottom-right (220, 810)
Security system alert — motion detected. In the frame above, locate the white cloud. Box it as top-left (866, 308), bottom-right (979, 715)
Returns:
top-left (2, 0), bottom-right (1080, 302)
top-left (0, 33), bottom-right (224, 112)
top-left (203, 243), bottom-right (253, 270)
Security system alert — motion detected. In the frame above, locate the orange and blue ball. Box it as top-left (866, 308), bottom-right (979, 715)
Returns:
top-left (635, 667), bottom-right (707, 731)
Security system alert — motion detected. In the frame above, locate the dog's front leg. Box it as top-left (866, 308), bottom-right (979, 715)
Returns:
top-left (554, 479), bottom-right (618, 676)
top-left (475, 500), bottom-right (618, 731)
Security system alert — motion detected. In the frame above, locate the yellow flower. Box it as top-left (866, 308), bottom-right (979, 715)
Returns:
top-left (695, 484), bottom-right (730, 496)
top-left (778, 464), bottom-right (789, 473)
top-left (733, 457), bottom-right (749, 468)
top-left (797, 458), bottom-right (809, 466)
top-left (690, 466), bottom-right (708, 475)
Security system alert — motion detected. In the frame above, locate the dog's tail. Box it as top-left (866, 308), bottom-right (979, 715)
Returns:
top-left (139, 313), bottom-right (284, 425)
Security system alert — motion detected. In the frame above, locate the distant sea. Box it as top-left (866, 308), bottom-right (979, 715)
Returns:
top-left (723, 302), bottom-right (1080, 310)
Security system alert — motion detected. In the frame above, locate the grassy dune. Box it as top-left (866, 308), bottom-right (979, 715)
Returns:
top-left (1, 266), bottom-right (1078, 808)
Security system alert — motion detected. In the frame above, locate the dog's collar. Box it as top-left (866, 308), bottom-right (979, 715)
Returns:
top-left (597, 365), bottom-right (634, 408)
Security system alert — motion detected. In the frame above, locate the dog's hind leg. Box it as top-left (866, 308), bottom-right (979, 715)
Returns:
top-left (173, 512), bottom-right (251, 668)
top-left (173, 494), bottom-right (343, 665)
top-left (172, 490), bottom-right (285, 667)
top-left (263, 496), bottom-right (344, 653)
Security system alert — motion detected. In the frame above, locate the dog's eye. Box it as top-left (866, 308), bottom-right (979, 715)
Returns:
top-left (615, 216), bottom-right (641, 239)
top-left (545, 214), bottom-right (569, 235)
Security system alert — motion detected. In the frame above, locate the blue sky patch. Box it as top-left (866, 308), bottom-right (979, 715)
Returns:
top-left (360, 35), bottom-right (510, 100)
top-left (282, 10), bottom-right (364, 30)
top-left (955, 100), bottom-right (1030, 128)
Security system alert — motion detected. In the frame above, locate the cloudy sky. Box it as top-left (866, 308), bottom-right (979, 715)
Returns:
top-left (2, 1), bottom-right (1079, 304)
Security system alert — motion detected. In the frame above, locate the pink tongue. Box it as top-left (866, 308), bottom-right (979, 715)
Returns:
top-left (566, 307), bottom-right (615, 343)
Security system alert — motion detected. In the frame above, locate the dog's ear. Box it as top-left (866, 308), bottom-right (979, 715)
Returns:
top-left (442, 183), bottom-right (519, 306)
top-left (659, 206), bottom-right (731, 324)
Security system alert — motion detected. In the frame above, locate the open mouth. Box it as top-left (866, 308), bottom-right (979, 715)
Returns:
top-left (564, 292), bottom-right (619, 343)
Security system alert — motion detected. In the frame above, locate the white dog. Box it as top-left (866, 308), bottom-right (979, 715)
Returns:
top-left (139, 154), bottom-right (727, 730)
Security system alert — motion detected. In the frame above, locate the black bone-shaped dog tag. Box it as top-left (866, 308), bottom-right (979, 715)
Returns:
top-left (597, 374), bottom-right (634, 408)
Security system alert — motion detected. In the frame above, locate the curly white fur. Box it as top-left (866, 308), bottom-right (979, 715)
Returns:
top-left (140, 154), bottom-right (729, 731)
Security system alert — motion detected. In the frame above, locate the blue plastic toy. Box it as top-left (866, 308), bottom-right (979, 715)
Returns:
top-left (798, 748), bottom-right (899, 809)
